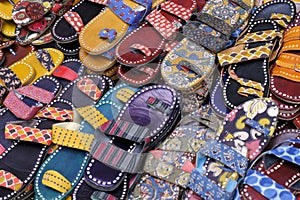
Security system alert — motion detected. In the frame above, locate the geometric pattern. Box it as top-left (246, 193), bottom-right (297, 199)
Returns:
top-left (76, 78), bottom-right (102, 101)
top-left (0, 170), bottom-right (23, 191)
top-left (35, 107), bottom-right (74, 121)
top-left (5, 124), bottom-right (52, 146)
top-left (63, 11), bottom-right (84, 33)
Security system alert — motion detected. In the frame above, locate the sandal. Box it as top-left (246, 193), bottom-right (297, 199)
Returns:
top-left (187, 98), bottom-right (279, 199)
top-left (217, 19), bottom-right (281, 109)
top-left (115, 0), bottom-right (197, 66)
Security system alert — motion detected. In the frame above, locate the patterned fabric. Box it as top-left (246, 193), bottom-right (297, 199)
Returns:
top-left (0, 170), bottom-right (23, 191)
top-left (0, 67), bottom-right (22, 90)
top-left (76, 106), bottom-right (108, 129)
top-left (131, 43), bottom-right (152, 57)
top-left (35, 49), bottom-right (55, 71)
top-left (3, 90), bottom-right (43, 120)
top-left (228, 67), bottom-right (264, 97)
top-left (5, 124), bottom-right (52, 145)
top-left (90, 140), bottom-right (146, 173)
top-left (231, 0), bottom-right (251, 11)
top-left (35, 107), bottom-right (74, 121)
top-left (52, 125), bottom-right (94, 152)
top-left (218, 43), bottom-right (273, 67)
top-left (160, 1), bottom-right (192, 21)
top-left (92, 192), bottom-right (117, 200)
top-left (42, 170), bottom-right (72, 193)
top-left (63, 11), bottom-right (84, 32)
top-left (244, 169), bottom-right (296, 200)
top-left (76, 78), bottom-right (102, 101)
top-left (188, 169), bottom-right (232, 200)
top-left (16, 85), bottom-right (55, 103)
top-left (144, 152), bottom-right (191, 187)
top-left (146, 9), bottom-right (179, 39)
top-left (146, 97), bottom-right (171, 115)
top-left (99, 28), bottom-right (117, 43)
top-left (129, 175), bottom-right (180, 200)
top-left (270, 13), bottom-right (291, 28)
top-left (116, 88), bottom-right (135, 103)
top-left (245, 118), bottom-right (270, 135)
top-left (0, 85), bottom-right (7, 100)
top-left (100, 119), bottom-right (150, 143)
top-left (107, 0), bottom-right (151, 25)
top-left (235, 30), bottom-right (280, 45)
top-left (199, 140), bottom-right (248, 176)
top-left (88, 0), bottom-right (109, 5)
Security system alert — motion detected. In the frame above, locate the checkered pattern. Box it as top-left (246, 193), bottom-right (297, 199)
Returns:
top-left (35, 107), bottom-right (74, 121)
top-left (0, 170), bottom-right (23, 191)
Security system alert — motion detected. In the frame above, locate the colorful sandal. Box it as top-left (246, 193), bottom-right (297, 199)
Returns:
top-left (115, 0), bottom-right (197, 66)
top-left (51, 0), bottom-right (106, 43)
top-left (218, 19), bottom-right (281, 109)
top-left (240, 133), bottom-right (300, 199)
top-left (187, 98), bottom-right (278, 199)
top-left (161, 38), bottom-right (216, 92)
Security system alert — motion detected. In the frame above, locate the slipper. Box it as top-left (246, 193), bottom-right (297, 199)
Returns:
top-left (217, 19), bottom-right (281, 109)
top-left (31, 30), bottom-right (53, 46)
top-left (240, 133), bottom-right (300, 199)
top-left (1, 19), bottom-right (16, 38)
top-left (80, 84), bottom-right (140, 191)
top-left (183, 0), bottom-right (254, 53)
top-left (79, 47), bottom-right (116, 72)
top-left (0, 0), bottom-right (19, 20)
top-left (115, 0), bottom-right (197, 66)
top-left (33, 75), bottom-right (111, 199)
top-left (15, 13), bottom-right (56, 45)
top-left (161, 38), bottom-right (216, 92)
top-left (79, 0), bottom-right (162, 55)
top-left (117, 53), bottom-right (165, 86)
top-left (249, 0), bottom-right (296, 29)
top-left (0, 75), bottom-right (61, 200)
top-left (51, 0), bottom-right (106, 43)
top-left (270, 25), bottom-right (300, 104)
top-left (187, 98), bottom-right (279, 199)
top-left (72, 177), bottom-right (128, 200)
top-left (0, 41), bottom-right (35, 67)
top-left (9, 48), bottom-right (64, 84)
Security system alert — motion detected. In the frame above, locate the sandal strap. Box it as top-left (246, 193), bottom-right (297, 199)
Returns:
top-left (35, 107), bottom-right (74, 121)
top-left (244, 169), bottom-right (297, 200)
top-left (76, 105), bottom-right (109, 129)
top-left (52, 123), bottom-right (94, 152)
top-left (0, 67), bottom-right (22, 90)
top-left (63, 11), bottom-right (84, 33)
top-left (283, 26), bottom-right (300, 43)
top-left (35, 49), bottom-right (56, 72)
top-left (136, 66), bottom-right (155, 76)
top-left (130, 43), bottom-right (152, 57)
top-left (218, 43), bottom-right (273, 67)
top-left (270, 13), bottom-right (292, 29)
top-left (76, 78), bottom-right (102, 101)
top-left (90, 140), bottom-right (147, 173)
top-left (159, 1), bottom-right (193, 21)
top-left (107, 0), bottom-right (152, 25)
top-left (116, 87), bottom-right (135, 103)
top-left (52, 65), bottom-right (79, 82)
top-left (236, 30), bottom-right (281, 45)
top-left (199, 140), bottom-right (248, 176)
top-left (16, 85), bottom-right (55, 103)
top-left (5, 123), bottom-right (52, 145)
top-left (42, 170), bottom-right (72, 193)
top-left (188, 169), bottom-right (233, 200)
top-left (228, 67), bottom-right (264, 98)
top-left (146, 96), bottom-right (172, 115)
top-left (0, 169), bottom-right (23, 191)
top-left (230, 0), bottom-right (252, 11)
top-left (99, 119), bottom-right (150, 143)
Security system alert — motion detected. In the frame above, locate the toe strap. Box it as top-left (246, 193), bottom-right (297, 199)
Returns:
top-left (0, 169), bottom-right (23, 191)
top-left (42, 170), bottom-right (72, 193)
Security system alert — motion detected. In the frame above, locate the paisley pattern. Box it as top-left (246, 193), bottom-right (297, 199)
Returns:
top-left (129, 175), bottom-right (180, 200)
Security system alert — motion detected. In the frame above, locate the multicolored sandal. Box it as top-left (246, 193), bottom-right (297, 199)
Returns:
top-left (187, 98), bottom-right (278, 199)
top-left (217, 19), bottom-right (281, 109)
top-left (240, 131), bottom-right (300, 199)
top-left (161, 38), bottom-right (216, 92)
